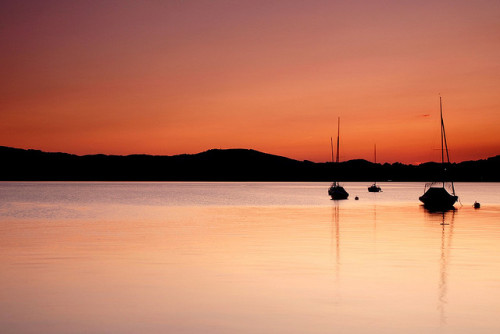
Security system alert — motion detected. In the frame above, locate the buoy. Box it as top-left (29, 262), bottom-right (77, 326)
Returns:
top-left (473, 201), bottom-right (480, 209)
top-left (355, 196), bottom-right (359, 200)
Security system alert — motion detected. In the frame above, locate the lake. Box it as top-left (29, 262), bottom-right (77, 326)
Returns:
top-left (1, 182), bottom-right (499, 333)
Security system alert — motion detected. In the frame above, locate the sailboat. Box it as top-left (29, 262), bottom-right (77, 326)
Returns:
top-left (328, 118), bottom-right (349, 200)
top-left (419, 97), bottom-right (458, 210)
top-left (368, 144), bottom-right (382, 192)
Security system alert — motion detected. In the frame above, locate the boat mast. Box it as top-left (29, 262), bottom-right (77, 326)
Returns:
top-left (441, 98), bottom-right (451, 165)
top-left (374, 144), bottom-right (377, 185)
top-left (440, 97), bottom-right (445, 187)
top-left (440, 97), bottom-right (455, 195)
top-left (336, 117), bottom-right (340, 164)
top-left (330, 137), bottom-right (334, 163)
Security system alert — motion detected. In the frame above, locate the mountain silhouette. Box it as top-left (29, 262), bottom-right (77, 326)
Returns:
top-left (0, 146), bottom-right (498, 181)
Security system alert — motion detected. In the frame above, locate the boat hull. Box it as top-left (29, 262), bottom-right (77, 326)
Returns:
top-left (329, 185), bottom-right (349, 200)
top-left (419, 187), bottom-right (458, 210)
top-left (368, 184), bottom-right (381, 192)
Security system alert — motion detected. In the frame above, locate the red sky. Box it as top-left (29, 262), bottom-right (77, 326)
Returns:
top-left (1, 0), bottom-right (499, 163)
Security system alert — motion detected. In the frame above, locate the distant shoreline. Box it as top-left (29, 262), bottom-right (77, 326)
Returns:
top-left (1, 146), bottom-right (499, 182)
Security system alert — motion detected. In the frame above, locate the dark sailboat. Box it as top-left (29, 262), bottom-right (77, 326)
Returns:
top-left (368, 144), bottom-right (382, 192)
top-left (367, 184), bottom-right (381, 192)
top-left (328, 118), bottom-right (349, 200)
top-left (419, 97), bottom-right (458, 210)
top-left (329, 181), bottom-right (349, 200)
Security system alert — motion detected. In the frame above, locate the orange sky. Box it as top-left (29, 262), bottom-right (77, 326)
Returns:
top-left (1, 0), bottom-right (499, 163)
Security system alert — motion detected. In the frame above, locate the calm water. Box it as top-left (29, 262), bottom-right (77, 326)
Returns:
top-left (1, 182), bottom-right (500, 334)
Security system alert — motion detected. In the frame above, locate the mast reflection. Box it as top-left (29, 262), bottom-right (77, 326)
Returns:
top-left (331, 202), bottom-right (340, 284)
top-left (424, 208), bottom-right (456, 326)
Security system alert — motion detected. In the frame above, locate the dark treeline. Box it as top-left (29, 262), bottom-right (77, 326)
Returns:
top-left (1, 146), bottom-right (499, 181)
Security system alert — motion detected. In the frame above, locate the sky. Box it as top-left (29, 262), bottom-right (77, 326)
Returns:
top-left (1, 0), bottom-right (499, 164)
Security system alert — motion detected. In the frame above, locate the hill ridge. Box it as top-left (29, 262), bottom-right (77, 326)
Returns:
top-left (0, 146), bottom-right (498, 181)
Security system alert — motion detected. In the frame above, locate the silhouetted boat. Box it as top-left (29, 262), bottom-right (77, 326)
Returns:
top-left (368, 144), bottom-right (382, 192)
top-left (419, 97), bottom-right (458, 210)
top-left (328, 118), bottom-right (349, 200)
top-left (329, 181), bottom-right (349, 200)
top-left (420, 185), bottom-right (457, 209)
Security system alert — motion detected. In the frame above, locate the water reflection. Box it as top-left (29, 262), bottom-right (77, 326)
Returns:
top-left (2, 183), bottom-right (500, 334)
top-left (331, 203), bottom-right (340, 284)
top-left (424, 209), bottom-right (456, 326)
